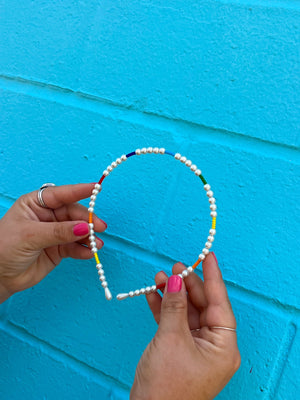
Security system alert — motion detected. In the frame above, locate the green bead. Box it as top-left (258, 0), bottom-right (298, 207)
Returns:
top-left (200, 175), bottom-right (207, 184)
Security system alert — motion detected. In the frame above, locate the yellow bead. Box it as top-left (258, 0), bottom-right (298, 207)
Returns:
top-left (94, 253), bottom-right (100, 265)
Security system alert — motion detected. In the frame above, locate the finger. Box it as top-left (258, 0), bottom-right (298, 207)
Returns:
top-left (29, 221), bottom-right (91, 250)
top-left (157, 275), bottom-right (190, 335)
top-left (78, 235), bottom-right (104, 249)
top-left (172, 262), bottom-right (207, 311)
top-left (59, 242), bottom-right (97, 260)
top-left (202, 253), bottom-right (236, 329)
top-left (55, 202), bottom-right (107, 232)
top-left (146, 271), bottom-right (168, 324)
top-left (36, 183), bottom-right (95, 210)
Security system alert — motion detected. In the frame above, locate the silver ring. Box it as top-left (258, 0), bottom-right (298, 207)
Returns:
top-left (38, 183), bottom-right (56, 208)
top-left (191, 326), bottom-right (237, 333)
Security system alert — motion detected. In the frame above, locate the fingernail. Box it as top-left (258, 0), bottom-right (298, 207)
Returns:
top-left (97, 237), bottom-right (104, 247)
top-left (211, 252), bottom-right (218, 265)
top-left (100, 219), bottom-right (107, 229)
top-left (73, 223), bottom-right (89, 236)
top-left (167, 275), bottom-right (182, 293)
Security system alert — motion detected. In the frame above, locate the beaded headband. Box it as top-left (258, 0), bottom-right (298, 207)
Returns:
top-left (88, 147), bottom-right (217, 301)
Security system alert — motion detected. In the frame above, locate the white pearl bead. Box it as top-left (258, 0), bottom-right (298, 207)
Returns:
top-left (187, 266), bottom-right (193, 273)
top-left (141, 147), bottom-right (147, 154)
top-left (134, 289), bottom-right (140, 296)
top-left (206, 190), bottom-right (213, 197)
top-left (92, 189), bottom-right (99, 195)
top-left (135, 148), bottom-right (141, 155)
top-left (107, 165), bottom-right (113, 172)
top-left (105, 287), bottom-right (112, 300)
top-left (204, 184), bottom-right (211, 191)
top-left (99, 275), bottom-right (106, 282)
top-left (151, 285), bottom-right (156, 292)
top-left (98, 270), bottom-right (104, 276)
top-left (190, 164), bottom-right (197, 171)
top-left (103, 170), bottom-right (109, 176)
top-left (195, 169), bottom-right (202, 176)
top-left (89, 201), bottom-right (95, 207)
top-left (94, 183), bottom-right (101, 190)
top-left (153, 147), bottom-right (159, 154)
top-left (209, 197), bottom-right (216, 204)
top-left (91, 195), bottom-right (96, 201)
top-left (91, 246), bottom-right (97, 253)
top-left (88, 207), bottom-right (94, 213)
top-left (199, 253), bottom-right (205, 260)
top-left (101, 281), bottom-right (108, 288)
top-left (145, 286), bottom-right (151, 294)
top-left (180, 156), bottom-right (187, 163)
top-left (182, 270), bottom-right (189, 278)
top-left (147, 147), bottom-right (153, 153)
top-left (129, 291), bottom-right (134, 297)
top-left (140, 288), bottom-right (146, 294)
top-left (210, 204), bottom-right (217, 211)
top-left (116, 158), bottom-right (122, 164)
top-left (209, 229), bottom-right (216, 235)
top-left (121, 154), bottom-right (127, 161)
top-left (207, 235), bottom-right (214, 242)
top-left (89, 228), bottom-right (94, 235)
top-left (205, 242), bottom-right (212, 249)
top-left (111, 161), bottom-right (117, 168)
top-left (89, 236), bottom-right (95, 243)
top-left (185, 160), bottom-right (192, 167)
top-left (96, 263), bottom-right (102, 269)
top-left (89, 222), bottom-right (94, 228)
top-left (117, 293), bottom-right (129, 300)
top-left (159, 148), bottom-right (165, 154)
top-left (175, 153), bottom-right (181, 160)
top-left (178, 273), bottom-right (183, 278)
top-left (210, 211), bottom-right (217, 218)
top-left (202, 248), bottom-right (209, 255)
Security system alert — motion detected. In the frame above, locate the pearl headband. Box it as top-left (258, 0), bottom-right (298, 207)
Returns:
top-left (88, 147), bottom-right (217, 301)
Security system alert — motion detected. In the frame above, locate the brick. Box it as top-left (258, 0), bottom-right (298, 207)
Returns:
top-left (156, 141), bottom-right (300, 308)
top-left (0, 325), bottom-right (129, 400)
top-left (1, 1), bottom-right (299, 147)
top-left (6, 248), bottom-right (159, 386)
top-left (217, 294), bottom-right (294, 399)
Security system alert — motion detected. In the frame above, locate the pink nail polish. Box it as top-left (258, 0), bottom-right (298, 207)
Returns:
top-left (100, 219), bottom-right (107, 229)
top-left (167, 275), bottom-right (182, 293)
top-left (73, 223), bottom-right (89, 236)
top-left (211, 252), bottom-right (218, 265)
top-left (96, 237), bottom-right (104, 247)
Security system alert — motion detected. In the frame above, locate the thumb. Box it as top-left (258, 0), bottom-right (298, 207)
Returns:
top-left (157, 275), bottom-right (189, 335)
top-left (29, 221), bottom-right (90, 249)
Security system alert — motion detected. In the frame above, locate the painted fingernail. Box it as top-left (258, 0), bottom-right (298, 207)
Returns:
top-left (100, 219), bottom-right (107, 229)
top-left (211, 252), bottom-right (218, 265)
top-left (97, 237), bottom-right (104, 247)
top-left (73, 223), bottom-right (89, 236)
top-left (167, 275), bottom-right (182, 293)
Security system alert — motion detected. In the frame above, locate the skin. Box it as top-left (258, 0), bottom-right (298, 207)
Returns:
top-left (131, 254), bottom-right (241, 400)
top-left (0, 183), bottom-right (106, 303)
top-left (0, 185), bottom-right (240, 399)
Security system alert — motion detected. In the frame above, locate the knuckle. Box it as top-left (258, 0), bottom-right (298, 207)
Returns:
top-left (53, 224), bottom-right (68, 242)
top-left (163, 298), bottom-right (186, 314)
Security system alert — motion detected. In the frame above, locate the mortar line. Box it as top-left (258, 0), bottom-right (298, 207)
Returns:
top-left (0, 74), bottom-right (299, 164)
top-left (264, 321), bottom-right (297, 399)
top-left (0, 318), bottom-right (131, 395)
top-left (102, 232), bottom-right (300, 315)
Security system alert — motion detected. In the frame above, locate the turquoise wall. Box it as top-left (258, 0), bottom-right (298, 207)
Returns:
top-left (0, 1), bottom-right (299, 399)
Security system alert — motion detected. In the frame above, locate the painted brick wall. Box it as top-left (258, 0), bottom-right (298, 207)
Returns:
top-left (0, 1), bottom-right (299, 399)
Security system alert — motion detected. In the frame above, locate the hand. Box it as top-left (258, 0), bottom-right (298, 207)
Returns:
top-left (131, 253), bottom-right (240, 400)
top-left (0, 183), bottom-right (106, 303)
